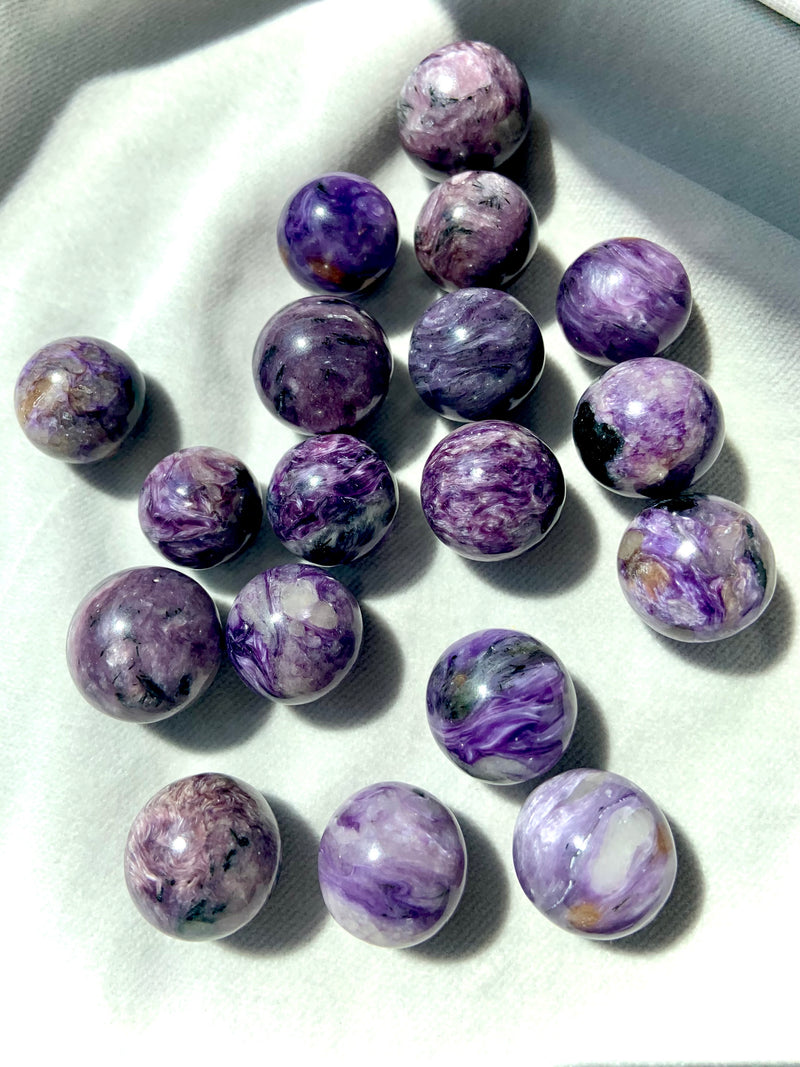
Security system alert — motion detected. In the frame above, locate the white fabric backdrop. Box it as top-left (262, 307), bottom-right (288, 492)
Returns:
top-left (1, 1), bottom-right (798, 1064)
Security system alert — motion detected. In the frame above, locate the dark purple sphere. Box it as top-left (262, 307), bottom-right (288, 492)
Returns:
top-left (397, 40), bottom-right (531, 180)
top-left (14, 336), bottom-right (145, 462)
top-left (252, 296), bottom-right (392, 434)
top-left (226, 564), bottom-right (362, 704)
top-left (66, 566), bottom-right (223, 722)
top-left (409, 288), bottom-right (544, 421)
top-left (556, 237), bottom-right (692, 365)
top-left (267, 433), bottom-right (398, 566)
top-left (420, 420), bottom-right (565, 560)
top-left (415, 171), bottom-right (537, 290)
top-left (277, 172), bottom-right (399, 294)
top-left (138, 446), bottom-right (263, 568)
top-left (426, 629), bottom-right (577, 784)
top-left (124, 772), bottom-right (281, 941)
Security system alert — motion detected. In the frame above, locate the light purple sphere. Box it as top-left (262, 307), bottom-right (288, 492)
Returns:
top-left (66, 566), bottom-right (223, 723)
top-left (226, 564), bottom-right (362, 704)
top-left (415, 171), bottom-right (537, 291)
top-left (124, 772), bottom-right (281, 940)
top-left (573, 357), bottom-right (724, 497)
top-left (397, 40), bottom-right (531, 179)
top-left (556, 237), bottom-right (692, 365)
top-left (14, 336), bottom-right (145, 462)
top-left (618, 494), bottom-right (776, 642)
top-left (420, 420), bottom-right (565, 560)
top-left (513, 768), bottom-right (677, 939)
top-left (138, 446), bottom-right (263, 568)
top-left (318, 781), bottom-right (467, 947)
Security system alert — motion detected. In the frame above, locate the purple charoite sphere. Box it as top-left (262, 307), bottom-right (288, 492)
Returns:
top-left (420, 420), bottom-right (565, 560)
top-left (426, 629), bottom-right (577, 784)
top-left (277, 172), bottom-right (399, 294)
top-left (252, 296), bottom-right (392, 434)
top-left (573, 357), bottom-right (724, 497)
top-left (513, 768), bottom-right (677, 939)
top-left (267, 433), bottom-right (398, 566)
top-left (138, 446), bottom-right (263, 568)
top-left (556, 237), bottom-right (692, 365)
top-left (409, 288), bottom-right (544, 421)
top-left (124, 772), bottom-right (281, 941)
top-left (318, 781), bottom-right (467, 947)
top-left (618, 494), bottom-right (776, 642)
top-left (397, 40), bottom-right (531, 180)
top-left (415, 171), bottom-right (537, 291)
top-left (14, 336), bottom-right (145, 462)
top-left (226, 564), bottom-right (362, 704)
top-left (66, 566), bottom-right (223, 723)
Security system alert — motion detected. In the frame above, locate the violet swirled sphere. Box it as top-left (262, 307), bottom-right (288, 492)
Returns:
top-left (318, 781), bottom-right (467, 947)
top-left (138, 446), bottom-right (263, 568)
top-left (397, 40), bottom-right (531, 179)
top-left (426, 629), bottom-right (577, 784)
top-left (226, 564), bottom-right (362, 704)
top-left (277, 172), bottom-right (399, 294)
top-left (409, 288), bottom-right (544, 421)
top-left (513, 768), bottom-right (677, 939)
top-left (573, 357), bottom-right (724, 497)
top-left (252, 296), bottom-right (392, 434)
top-left (267, 433), bottom-right (398, 566)
top-left (124, 773), bottom-right (281, 941)
top-left (420, 420), bottom-right (565, 560)
top-left (556, 237), bottom-right (692, 365)
top-left (66, 566), bottom-right (223, 723)
top-left (14, 336), bottom-right (145, 462)
top-left (414, 171), bottom-right (537, 291)
top-left (617, 494), bottom-right (776, 642)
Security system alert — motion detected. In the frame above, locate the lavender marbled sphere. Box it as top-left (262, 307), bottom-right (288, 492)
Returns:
top-left (556, 237), bottom-right (692, 365)
top-left (415, 171), bottom-right (537, 291)
top-left (14, 336), bottom-right (145, 462)
top-left (277, 173), bottom-right (399, 294)
top-left (409, 288), bottom-right (544, 421)
top-left (138, 446), bottom-right (263, 568)
top-left (252, 296), bottom-right (392, 434)
top-left (420, 420), bottom-right (565, 560)
top-left (226, 564), bottom-right (362, 704)
top-left (267, 433), bottom-right (398, 566)
top-left (513, 769), bottom-right (677, 939)
top-left (426, 629), bottom-right (577, 784)
top-left (618, 494), bottom-right (776, 642)
top-left (124, 773), bottom-right (281, 941)
top-left (573, 357), bottom-right (724, 497)
top-left (318, 781), bottom-right (467, 947)
top-left (397, 40), bottom-right (531, 180)
top-left (66, 567), bottom-right (223, 722)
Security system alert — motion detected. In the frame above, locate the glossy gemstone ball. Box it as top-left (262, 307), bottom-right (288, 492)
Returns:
top-left (556, 237), bottom-right (692, 365)
top-left (277, 172), bottom-right (399, 294)
top-left (124, 772), bottom-right (281, 941)
top-left (267, 433), bottom-right (398, 566)
top-left (138, 446), bottom-right (263, 568)
top-left (513, 768), bottom-right (677, 939)
top-left (226, 564), bottom-right (362, 704)
top-left (252, 296), bottom-right (392, 434)
top-left (573, 357), bottom-right (724, 497)
top-left (415, 171), bottom-right (537, 291)
top-left (420, 420), bottom-right (565, 560)
top-left (409, 288), bottom-right (544, 421)
top-left (397, 40), bottom-right (531, 180)
top-left (318, 781), bottom-right (467, 947)
top-left (66, 567), bottom-right (223, 722)
top-left (426, 629), bottom-right (577, 784)
top-left (14, 336), bottom-right (145, 462)
top-left (617, 494), bottom-right (776, 642)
